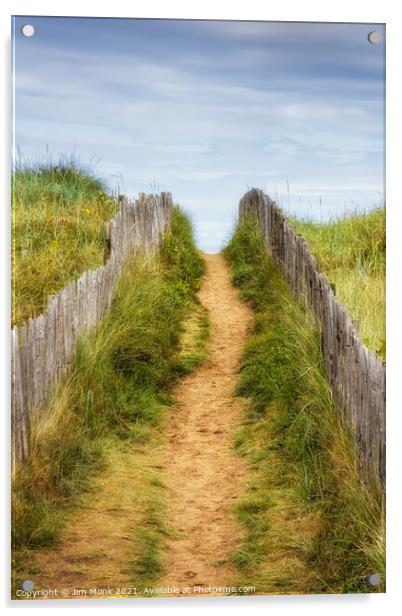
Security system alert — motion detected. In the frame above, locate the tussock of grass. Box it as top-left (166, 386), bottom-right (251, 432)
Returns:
top-left (12, 157), bottom-right (117, 325)
top-left (12, 207), bottom-right (206, 590)
top-left (174, 304), bottom-right (209, 374)
top-left (125, 493), bottom-right (179, 589)
top-left (223, 219), bottom-right (385, 594)
top-left (290, 208), bottom-right (385, 358)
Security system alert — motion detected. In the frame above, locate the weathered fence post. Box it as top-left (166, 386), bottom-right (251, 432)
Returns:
top-left (239, 188), bottom-right (385, 486)
top-left (11, 192), bottom-right (173, 470)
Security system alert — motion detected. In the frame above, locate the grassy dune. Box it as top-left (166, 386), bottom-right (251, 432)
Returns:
top-left (290, 208), bottom-right (385, 359)
top-left (12, 158), bottom-right (117, 326)
top-left (12, 207), bottom-right (206, 588)
top-left (224, 219), bottom-right (385, 594)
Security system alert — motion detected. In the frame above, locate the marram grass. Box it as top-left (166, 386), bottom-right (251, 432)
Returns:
top-left (12, 157), bottom-right (117, 326)
top-left (290, 208), bottom-right (385, 358)
top-left (223, 218), bottom-right (385, 594)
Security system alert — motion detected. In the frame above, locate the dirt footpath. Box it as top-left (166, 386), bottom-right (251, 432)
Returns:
top-left (13, 253), bottom-right (253, 600)
top-left (159, 253), bottom-right (253, 592)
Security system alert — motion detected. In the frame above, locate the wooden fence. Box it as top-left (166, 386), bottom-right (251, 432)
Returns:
top-left (11, 192), bottom-right (172, 469)
top-left (239, 188), bottom-right (385, 484)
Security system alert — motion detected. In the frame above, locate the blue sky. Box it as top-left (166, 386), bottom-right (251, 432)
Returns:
top-left (12, 17), bottom-right (385, 251)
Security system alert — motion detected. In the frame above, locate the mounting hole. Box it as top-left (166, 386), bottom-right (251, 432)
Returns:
top-left (368, 31), bottom-right (380, 44)
top-left (368, 572), bottom-right (381, 586)
top-left (21, 580), bottom-right (34, 592)
top-left (21, 24), bottom-right (35, 38)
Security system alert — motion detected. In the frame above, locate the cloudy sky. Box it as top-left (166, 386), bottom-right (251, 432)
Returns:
top-left (12, 17), bottom-right (385, 251)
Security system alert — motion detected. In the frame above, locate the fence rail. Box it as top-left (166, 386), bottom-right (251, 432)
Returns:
top-left (239, 188), bottom-right (385, 484)
top-left (11, 192), bottom-right (172, 469)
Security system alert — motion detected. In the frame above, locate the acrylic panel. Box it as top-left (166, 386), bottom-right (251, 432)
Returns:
top-left (11, 16), bottom-right (386, 601)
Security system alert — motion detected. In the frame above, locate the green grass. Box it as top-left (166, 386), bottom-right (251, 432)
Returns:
top-left (223, 219), bottom-right (385, 594)
top-left (12, 206), bottom-right (206, 588)
top-left (290, 208), bottom-right (385, 358)
top-left (12, 157), bottom-right (117, 326)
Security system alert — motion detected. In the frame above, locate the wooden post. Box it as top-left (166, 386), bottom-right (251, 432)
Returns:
top-left (11, 192), bottom-right (172, 467)
top-left (238, 188), bottom-right (385, 487)
top-left (104, 221), bottom-right (111, 264)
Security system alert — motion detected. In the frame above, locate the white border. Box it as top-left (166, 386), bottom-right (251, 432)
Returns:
top-left (2, 1), bottom-right (401, 614)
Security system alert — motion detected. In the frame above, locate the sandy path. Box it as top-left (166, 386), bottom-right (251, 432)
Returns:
top-left (159, 253), bottom-right (253, 592)
top-left (14, 253), bottom-right (253, 599)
